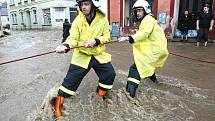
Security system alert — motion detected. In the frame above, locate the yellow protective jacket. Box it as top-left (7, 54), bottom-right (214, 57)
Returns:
top-left (65, 10), bottom-right (111, 69)
top-left (131, 15), bottom-right (169, 78)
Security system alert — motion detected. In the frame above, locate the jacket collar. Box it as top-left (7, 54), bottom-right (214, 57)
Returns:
top-left (79, 10), bottom-right (105, 26)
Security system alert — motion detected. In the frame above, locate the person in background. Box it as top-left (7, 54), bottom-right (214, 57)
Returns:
top-left (118, 0), bottom-right (169, 98)
top-left (62, 19), bottom-right (71, 43)
top-left (180, 10), bottom-right (190, 42)
top-left (196, 3), bottom-right (214, 47)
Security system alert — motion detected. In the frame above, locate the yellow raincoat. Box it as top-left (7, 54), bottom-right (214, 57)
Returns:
top-left (131, 15), bottom-right (169, 78)
top-left (65, 10), bottom-right (111, 69)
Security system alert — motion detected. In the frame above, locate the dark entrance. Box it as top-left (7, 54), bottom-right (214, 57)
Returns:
top-left (178, 0), bottom-right (213, 30)
top-left (70, 7), bottom-right (78, 23)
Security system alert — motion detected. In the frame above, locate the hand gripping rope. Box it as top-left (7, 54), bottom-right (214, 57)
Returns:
top-left (0, 40), bottom-right (118, 66)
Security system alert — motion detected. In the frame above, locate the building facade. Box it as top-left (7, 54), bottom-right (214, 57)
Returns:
top-left (108, 0), bottom-right (215, 40)
top-left (0, 10), bottom-right (3, 36)
top-left (7, 0), bottom-right (77, 30)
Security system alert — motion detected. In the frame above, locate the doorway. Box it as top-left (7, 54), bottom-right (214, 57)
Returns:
top-left (26, 10), bottom-right (32, 29)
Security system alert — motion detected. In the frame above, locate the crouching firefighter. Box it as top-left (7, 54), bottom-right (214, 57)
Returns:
top-left (53, 0), bottom-right (116, 117)
top-left (118, 0), bottom-right (169, 98)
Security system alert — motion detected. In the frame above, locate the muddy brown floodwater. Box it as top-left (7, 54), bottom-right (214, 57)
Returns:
top-left (0, 31), bottom-right (214, 121)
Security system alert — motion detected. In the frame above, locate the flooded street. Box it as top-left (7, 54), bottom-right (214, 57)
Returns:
top-left (0, 31), bottom-right (215, 121)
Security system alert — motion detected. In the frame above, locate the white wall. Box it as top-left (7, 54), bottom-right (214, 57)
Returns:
top-left (1, 16), bottom-right (9, 26)
top-left (98, 0), bottom-right (108, 15)
top-left (8, 0), bottom-right (77, 29)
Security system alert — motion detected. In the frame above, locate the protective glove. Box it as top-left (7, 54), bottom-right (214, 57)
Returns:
top-left (85, 39), bottom-right (96, 48)
top-left (118, 37), bottom-right (129, 42)
top-left (55, 45), bottom-right (68, 54)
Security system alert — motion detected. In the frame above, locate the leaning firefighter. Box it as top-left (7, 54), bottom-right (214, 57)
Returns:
top-left (54, 0), bottom-right (116, 118)
top-left (118, 0), bottom-right (169, 98)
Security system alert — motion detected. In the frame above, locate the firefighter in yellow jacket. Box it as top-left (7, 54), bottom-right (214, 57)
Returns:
top-left (54, 0), bottom-right (116, 117)
top-left (118, 0), bottom-right (169, 98)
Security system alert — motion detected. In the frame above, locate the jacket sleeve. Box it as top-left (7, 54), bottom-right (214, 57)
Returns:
top-left (96, 18), bottom-right (111, 44)
top-left (64, 17), bottom-right (80, 48)
top-left (131, 16), bottom-right (155, 43)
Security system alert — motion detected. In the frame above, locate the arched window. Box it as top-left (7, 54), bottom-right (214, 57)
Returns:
top-left (32, 9), bottom-right (37, 24)
top-left (11, 12), bottom-right (17, 25)
top-left (19, 10), bottom-right (24, 24)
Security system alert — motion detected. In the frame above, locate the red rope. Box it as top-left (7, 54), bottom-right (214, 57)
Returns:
top-left (0, 50), bottom-right (56, 66)
top-left (0, 40), bottom-right (118, 66)
top-left (0, 40), bottom-right (215, 65)
top-left (169, 52), bottom-right (215, 64)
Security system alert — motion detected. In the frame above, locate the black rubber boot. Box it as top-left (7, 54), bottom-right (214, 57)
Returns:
top-left (126, 82), bottom-right (138, 98)
top-left (148, 73), bottom-right (159, 84)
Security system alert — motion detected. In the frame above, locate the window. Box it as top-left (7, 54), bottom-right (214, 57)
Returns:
top-left (20, 12), bottom-right (24, 24)
top-left (148, 0), bottom-right (154, 14)
top-left (11, 14), bottom-right (14, 24)
top-left (24, 0), bottom-right (28, 4)
top-left (33, 9), bottom-right (37, 24)
top-left (10, 0), bottom-right (15, 4)
top-left (9, 0), bottom-right (15, 6)
top-left (54, 7), bottom-right (65, 22)
top-left (11, 13), bottom-right (17, 25)
top-left (14, 13), bottom-right (17, 24)
top-left (69, 7), bottom-right (77, 23)
top-left (43, 9), bottom-right (51, 25)
top-left (55, 7), bottom-right (64, 11)
top-left (126, 0), bottom-right (154, 27)
top-left (18, 0), bottom-right (22, 4)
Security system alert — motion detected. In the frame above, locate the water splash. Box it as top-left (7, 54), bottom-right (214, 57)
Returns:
top-left (32, 70), bottom-right (215, 121)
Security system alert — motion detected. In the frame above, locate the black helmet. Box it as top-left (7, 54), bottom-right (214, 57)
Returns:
top-left (76, 0), bottom-right (88, 3)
